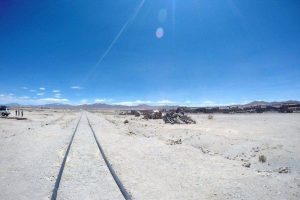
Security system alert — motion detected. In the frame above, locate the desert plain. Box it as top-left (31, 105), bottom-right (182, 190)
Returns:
top-left (0, 109), bottom-right (299, 200)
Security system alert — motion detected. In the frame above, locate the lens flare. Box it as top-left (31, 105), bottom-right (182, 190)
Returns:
top-left (156, 27), bottom-right (164, 39)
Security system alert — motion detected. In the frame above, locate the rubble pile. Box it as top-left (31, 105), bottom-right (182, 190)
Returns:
top-left (119, 110), bottom-right (141, 117)
top-left (131, 110), bottom-right (141, 117)
top-left (143, 110), bottom-right (162, 119)
top-left (163, 111), bottom-right (196, 124)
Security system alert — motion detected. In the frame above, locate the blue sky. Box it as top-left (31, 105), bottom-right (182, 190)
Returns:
top-left (0, 0), bottom-right (300, 105)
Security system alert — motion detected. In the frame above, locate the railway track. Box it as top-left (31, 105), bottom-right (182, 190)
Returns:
top-left (51, 113), bottom-right (131, 200)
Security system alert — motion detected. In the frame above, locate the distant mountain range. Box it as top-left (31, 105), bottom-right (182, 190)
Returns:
top-left (4, 102), bottom-right (179, 110)
top-left (3, 100), bottom-right (300, 110)
top-left (243, 100), bottom-right (300, 107)
top-left (77, 103), bottom-right (179, 110)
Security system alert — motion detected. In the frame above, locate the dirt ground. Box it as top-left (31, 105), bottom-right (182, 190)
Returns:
top-left (0, 109), bottom-right (299, 200)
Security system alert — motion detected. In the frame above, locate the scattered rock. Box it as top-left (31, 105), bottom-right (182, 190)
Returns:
top-left (199, 146), bottom-right (210, 154)
top-left (208, 115), bottom-right (214, 120)
top-left (252, 147), bottom-right (260, 152)
top-left (124, 120), bottom-right (129, 124)
top-left (259, 155), bottom-right (266, 163)
top-left (242, 162), bottom-right (251, 168)
top-left (128, 131), bottom-right (136, 136)
top-left (278, 167), bottom-right (289, 173)
top-left (166, 139), bottom-right (182, 145)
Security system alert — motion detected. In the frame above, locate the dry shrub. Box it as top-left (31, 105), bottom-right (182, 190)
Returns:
top-left (208, 115), bottom-right (214, 120)
top-left (259, 155), bottom-right (266, 163)
top-left (124, 119), bottom-right (129, 124)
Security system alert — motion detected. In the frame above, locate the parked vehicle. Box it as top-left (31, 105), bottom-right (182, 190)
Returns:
top-left (0, 106), bottom-right (10, 117)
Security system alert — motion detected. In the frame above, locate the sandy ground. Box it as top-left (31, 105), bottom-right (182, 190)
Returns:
top-left (1, 109), bottom-right (300, 200)
top-left (0, 109), bottom-right (80, 199)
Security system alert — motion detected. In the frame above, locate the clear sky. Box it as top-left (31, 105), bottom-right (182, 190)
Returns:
top-left (0, 0), bottom-right (300, 106)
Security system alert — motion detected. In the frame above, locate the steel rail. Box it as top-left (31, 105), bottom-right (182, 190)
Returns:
top-left (50, 115), bottom-right (82, 200)
top-left (86, 115), bottom-right (132, 200)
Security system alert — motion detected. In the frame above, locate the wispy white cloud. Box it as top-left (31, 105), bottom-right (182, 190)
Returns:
top-left (113, 100), bottom-right (152, 106)
top-left (8, 93), bottom-right (14, 96)
top-left (52, 90), bottom-right (60, 93)
top-left (94, 99), bottom-right (106, 103)
top-left (156, 99), bottom-right (175, 105)
top-left (95, 99), bottom-right (105, 103)
top-left (39, 87), bottom-right (46, 90)
top-left (80, 99), bottom-right (88, 104)
top-left (0, 94), bottom-right (69, 105)
top-left (71, 86), bottom-right (82, 90)
top-left (76, 98), bottom-right (111, 105)
top-left (38, 98), bottom-right (69, 103)
top-left (202, 100), bottom-right (215, 105)
top-left (0, 94), bottom-right (24, 104)
top-left (54, 93), bottom-right (61, 98)
top-left (37, 93), bottom-right (45, 96)
top-left (30, 89), bottom-right (36, 92)
top-left (113, 99), bottom-right (176, 106)
top-left (94, 98), bottom-right (112, 103)
top-left (21, 86), bottom-right (28, 90)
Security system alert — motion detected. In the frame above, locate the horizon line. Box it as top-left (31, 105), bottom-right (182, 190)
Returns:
top-left (2, 99), bottom-right (300, 108)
